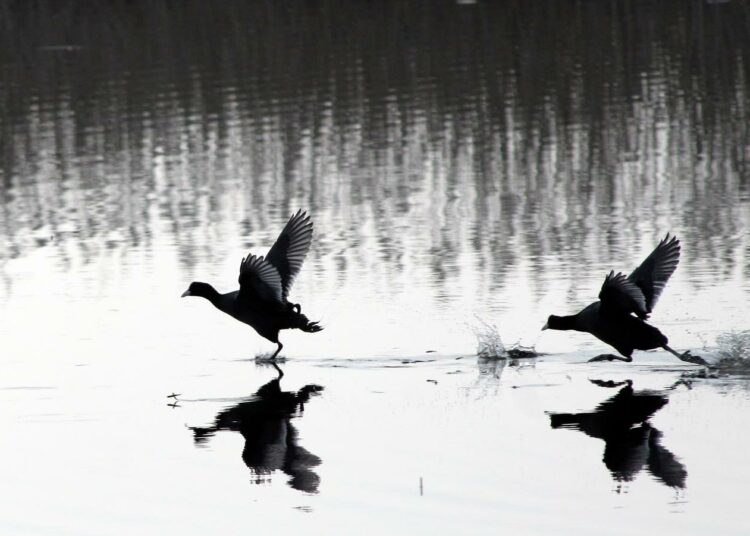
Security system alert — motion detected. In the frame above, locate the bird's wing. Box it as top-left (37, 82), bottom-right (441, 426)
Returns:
top-left (265, 210), bottom-right (314, 300)
top-left (646, 428), bottom-right (687, 489)
top-left (599, 270), bottom-right (649, 318)
top-left (238, 254), bottom-right (284, 304)
top-left (627, 233), bottom-right (681, 313)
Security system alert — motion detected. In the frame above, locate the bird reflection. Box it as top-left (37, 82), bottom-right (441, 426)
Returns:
top-left (548, 380), bottom-right (686, 489)
top-left (192, 373), bottom-right (323, 493)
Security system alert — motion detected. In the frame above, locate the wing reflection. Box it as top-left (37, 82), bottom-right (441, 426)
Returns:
top-left (548, 380), bottom-right (686, 489)
top-left (192, 377), bottom-right (324, 493)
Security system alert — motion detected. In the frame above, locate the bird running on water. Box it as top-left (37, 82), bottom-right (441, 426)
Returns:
top-left (182, 210), bottom-right (323, 360)
top-left (542, 233), bottom-right (707, 365)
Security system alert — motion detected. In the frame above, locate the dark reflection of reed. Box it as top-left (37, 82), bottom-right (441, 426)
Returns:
top-left (191, 376), bottom-right (324, 493)
top-left (549, 380), bottom-right (686, 490)
top-left (1, 1), bottom-right (749, 298)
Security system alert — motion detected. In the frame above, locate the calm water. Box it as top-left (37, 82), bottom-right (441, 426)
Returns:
top-left (1, 1), bottom-right (750, 534)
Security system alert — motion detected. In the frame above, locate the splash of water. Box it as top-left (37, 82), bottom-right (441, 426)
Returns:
top-left (472, 317), bottom-right (507, 358)
top-left (254, 352), bottom-right (287, 363)
top-left (715, 330), bottom-right (750, 370)
top-left (472, 317), bottom-right (538, 359)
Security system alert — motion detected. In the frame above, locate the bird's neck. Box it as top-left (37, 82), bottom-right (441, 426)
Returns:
top-left (195, 284), bottom-right (222, 307)
top-left (550, 315), bottom-right (580, 331)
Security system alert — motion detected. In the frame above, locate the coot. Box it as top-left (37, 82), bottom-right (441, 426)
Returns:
top-left (543, 234), bottom-right (706, 365)
top-left (182, 210), bottom-right (323, 359)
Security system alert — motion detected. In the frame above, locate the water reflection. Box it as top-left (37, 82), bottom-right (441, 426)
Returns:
top-left (548, 380), bottom-right (686, 490)
top-left (191, 374), bottom-right (324, 493)
top-left (477, 357), bottom-right (508, 380)
top-left (2, 3), bottom-right (750, 532)
top-left (1, 0), bottom-right (749, 306)
top-left (477, 355), bottom-right (536, 381)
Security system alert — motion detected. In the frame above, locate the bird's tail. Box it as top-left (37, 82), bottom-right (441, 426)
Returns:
top-left (292, 311), bottom-right (324, 333)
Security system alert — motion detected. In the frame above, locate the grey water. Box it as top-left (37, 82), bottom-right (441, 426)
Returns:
top-left (1, 1), bottom-right (750, 534)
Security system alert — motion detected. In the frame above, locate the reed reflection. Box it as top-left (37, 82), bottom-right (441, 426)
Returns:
top-left (1, 0), bottom-right (749, 304)
top-left (191, 372), bottom-right (323, 493)
top-left (548, 380), bottom-right (686, 490)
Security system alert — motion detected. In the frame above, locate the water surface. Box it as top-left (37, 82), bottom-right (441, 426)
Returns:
top-left (1, 1), bottom-right (750, 534)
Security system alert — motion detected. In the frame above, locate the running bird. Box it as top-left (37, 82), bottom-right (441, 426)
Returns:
top-left (182, 210), bottom-right (323, 359)
top-left (542, 234), bottom-right (707, 365)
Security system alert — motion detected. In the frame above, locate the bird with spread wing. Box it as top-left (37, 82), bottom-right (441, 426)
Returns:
top-left (542, 234), bottom-right (707, 365)
top-left (182, 210), bottom-right (322, 360)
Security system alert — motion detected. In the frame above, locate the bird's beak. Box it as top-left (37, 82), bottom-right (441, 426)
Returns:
top-left (181, 289), bottom-right (191, 297)
top-left (541, 322), bottom-right (548, 331)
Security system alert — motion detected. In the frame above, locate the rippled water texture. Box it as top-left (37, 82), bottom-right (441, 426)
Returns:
top-left (1, 1), bottom-right (750, 534)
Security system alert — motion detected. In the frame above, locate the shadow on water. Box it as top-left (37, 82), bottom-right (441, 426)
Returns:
top-left (548, 380), bottom-right (686, 490)
top-left (191, 373), bottom-right (324, 494)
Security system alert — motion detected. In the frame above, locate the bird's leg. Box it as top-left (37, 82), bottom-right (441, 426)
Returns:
top-left (271, 360), bottom-right (284, 379)
top-left (662, 345), bottom-right (709, 366)
top-left (293, 303), bottom-right (301, 313)
top-left (588, 353), bottom-right (633, 363)
top-left (271, 341), bottom-right (283, 360)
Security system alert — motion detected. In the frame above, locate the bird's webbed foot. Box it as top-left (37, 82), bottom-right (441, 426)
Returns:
top-left (662, 345), bottom-right (711, 367)
top-left (677, 350), bottom-right (709, 366)
top-left (589, 379), bottom-right (632, 388)
top-left (588, 353), bottom-right (632, 363)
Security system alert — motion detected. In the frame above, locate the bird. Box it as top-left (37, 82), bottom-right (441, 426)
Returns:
top-left (542, 233), bottom-right (707, 365)
top-left (182, 210), bottom-right (323, 360)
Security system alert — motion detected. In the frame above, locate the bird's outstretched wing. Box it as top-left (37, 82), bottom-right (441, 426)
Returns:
top-left (238, 254), bottom-right (283, 304)
top-left (599, 271), bottom-right (649, 319)
top-left (646, 427), bottom-right (687, 489)
top-left (627, 234), bottom-right (680, 313)
top-left (265, 210), bottom-right (314, 300)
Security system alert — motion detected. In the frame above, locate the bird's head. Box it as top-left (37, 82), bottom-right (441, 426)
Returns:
top-left (181, 281), bottom-right (218, 300)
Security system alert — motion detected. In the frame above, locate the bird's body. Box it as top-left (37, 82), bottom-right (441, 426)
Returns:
top-left (543, 234), bottom-right (706, 365)
top-left (182, 210), bottom-right (322, 358)
top-left (558, 301), bottom-right (668, 357)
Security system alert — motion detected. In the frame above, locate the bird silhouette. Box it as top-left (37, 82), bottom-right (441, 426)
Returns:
top-left (192, 373), bottom-right (324, 493)
top-left (549, 380), bottom-right (687, 489)
top-left (542, 234), bottom-right (707, 364)
top-left (182, 210), bottom-right (323, 359)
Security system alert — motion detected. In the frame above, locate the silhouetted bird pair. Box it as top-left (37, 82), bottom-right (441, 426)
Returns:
top-left (183, 211), bottom-right (706, 365)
